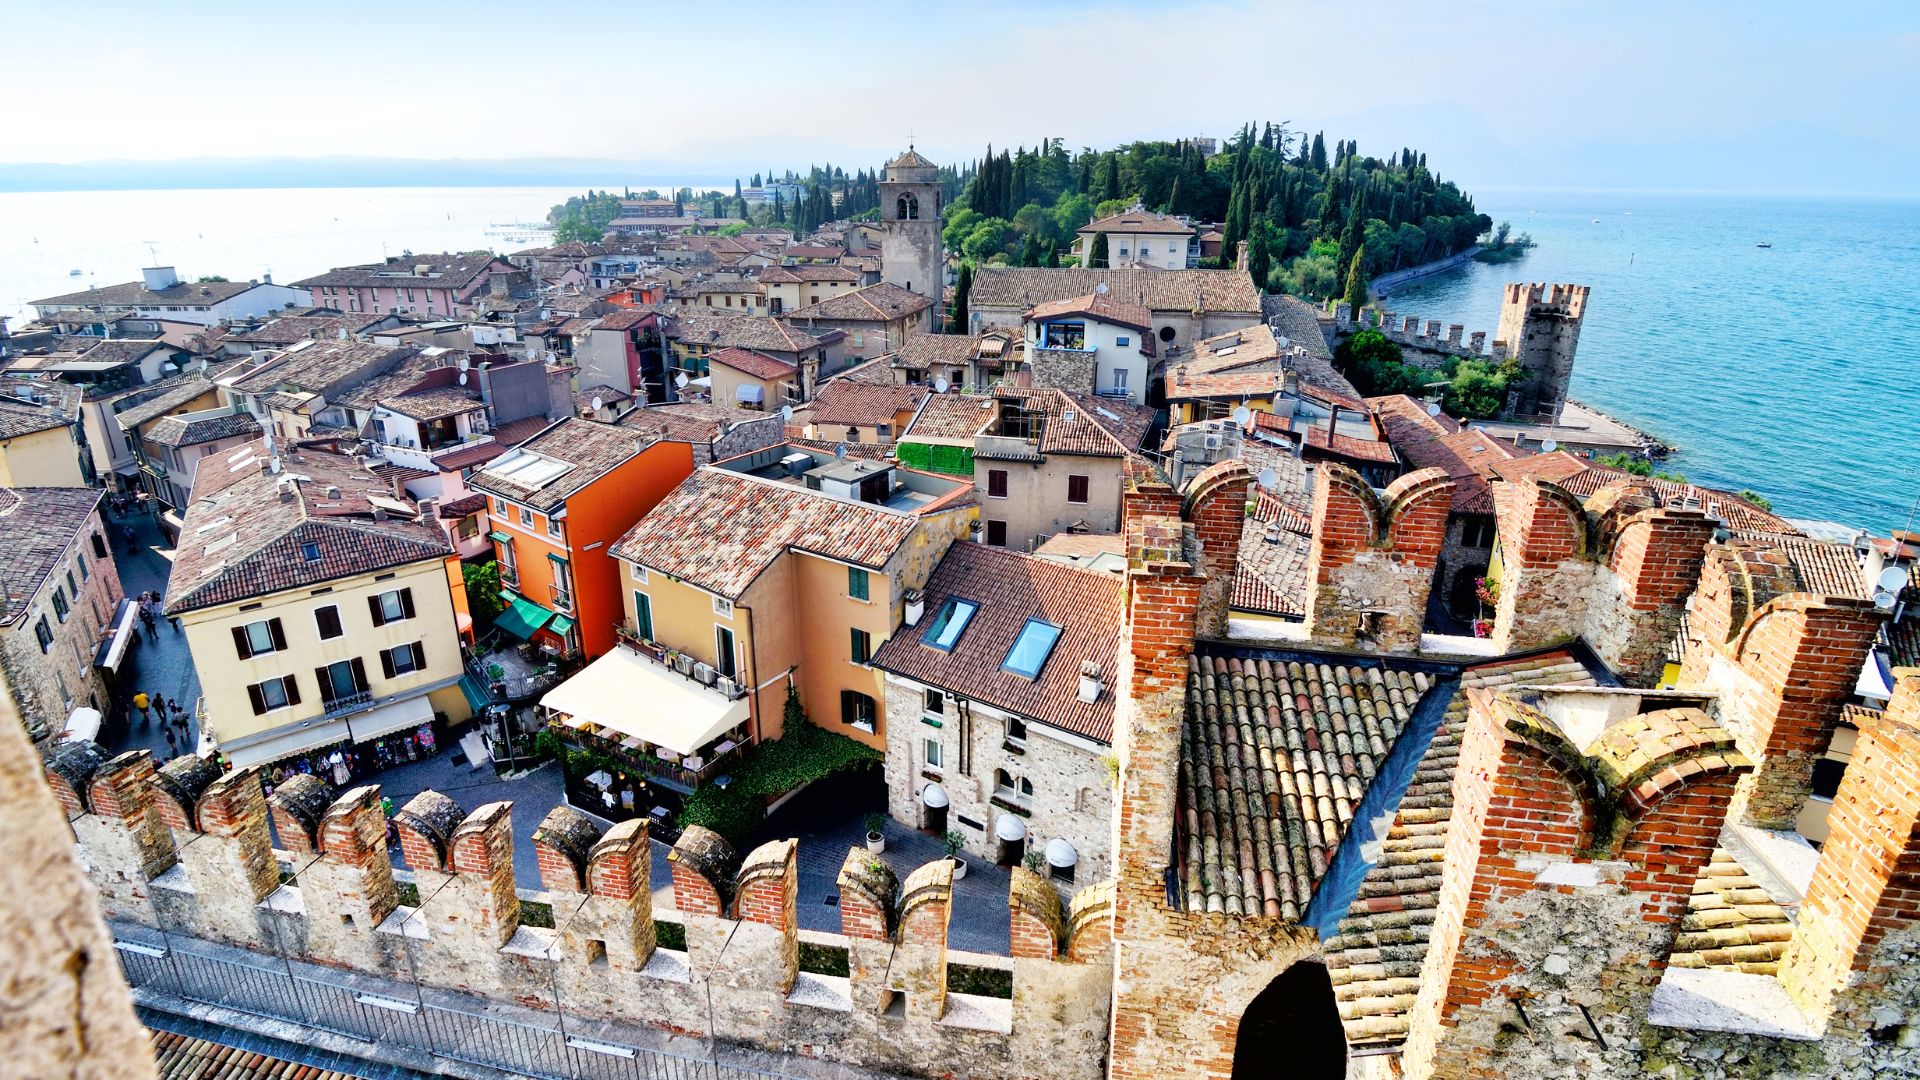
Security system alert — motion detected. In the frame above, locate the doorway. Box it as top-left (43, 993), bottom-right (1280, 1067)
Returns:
top-left (1231, 962), bottom-right (1346, 1079)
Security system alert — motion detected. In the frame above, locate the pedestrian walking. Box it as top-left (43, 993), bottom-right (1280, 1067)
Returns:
top-left (170, 611), bottom-right (181, 633)
top-left (132, 690), bottom-right (150, 724)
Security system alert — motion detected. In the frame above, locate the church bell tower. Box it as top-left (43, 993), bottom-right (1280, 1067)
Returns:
top-left (878, 146), bottom-right (943, 309)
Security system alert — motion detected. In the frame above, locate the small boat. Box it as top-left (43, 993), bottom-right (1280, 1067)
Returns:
top-left (68, 269), bottom-right (81, 275)
top-left (1755, 242), bottom-right (1772, 249)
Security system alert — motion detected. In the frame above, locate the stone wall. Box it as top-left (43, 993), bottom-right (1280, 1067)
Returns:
top-left (881, 672), bottom-right (1113, 889)
top-left (0, 677), bottom-right (155, 1079)
top-left (1028, 349), bottom-right (1096, 395)
top-left (55, 750), bottom-right (1115, 1080)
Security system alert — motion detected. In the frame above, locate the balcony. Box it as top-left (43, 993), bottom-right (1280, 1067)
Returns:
top-left (548, 719), bottom-right (747, 791)
top-left (466, 643), bottom-right (570, 704)
top-left (549, 584), bottom-right (573, 613)
top-left (613, 625), bottom-right (748, 700)
top-left (320, 690), bottom-right (373, 718)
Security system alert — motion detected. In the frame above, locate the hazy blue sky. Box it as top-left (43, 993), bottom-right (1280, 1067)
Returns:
top-left (9, 1), bottom-right (1917, 193)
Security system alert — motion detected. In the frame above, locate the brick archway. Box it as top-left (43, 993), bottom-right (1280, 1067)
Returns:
top-left (1230, 961), bottom-right (1346, 1079)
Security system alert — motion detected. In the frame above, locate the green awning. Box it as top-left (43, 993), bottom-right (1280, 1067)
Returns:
top-left (488, 530), bottom-right (514, 543)
top-left (547, 614), bottom-right (576, 636)
top-left (459, 671), bottom-right (492, 713)
top-left (495, 596), bottom-right (557, 641)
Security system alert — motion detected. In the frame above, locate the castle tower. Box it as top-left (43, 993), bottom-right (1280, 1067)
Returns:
top-left (879, 146), bottom-right (943, 307)
top-left (1495, 281), bottom-right (1589, 423)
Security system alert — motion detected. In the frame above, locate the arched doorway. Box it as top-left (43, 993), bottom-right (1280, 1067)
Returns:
top-left (1231, 962), bottom-right (1346, 1079)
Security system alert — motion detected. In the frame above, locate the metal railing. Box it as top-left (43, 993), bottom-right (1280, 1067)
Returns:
top-left (320, 689), bottom-right (374, 717)
top-left (113, 932), bottom-right (795, 1080)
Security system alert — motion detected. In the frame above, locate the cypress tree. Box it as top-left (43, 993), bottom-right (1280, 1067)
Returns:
top-left (1088, 232), bottom-right (1109, 268)
top-left (1335, 191), bottom-right (1365, 281)
top-left (1247, 228), bottom-right (1271, 289)
top-left (949, 262), bottom-right (973, 333)
top-left (772, 190), bottom-right (784, 222)
top-left (1343, 244), bottom-right (1370, 314)
top-left (734, 179), bottom-right (742, 198)
top-left (1098, 156), bottom-right (1121, 203)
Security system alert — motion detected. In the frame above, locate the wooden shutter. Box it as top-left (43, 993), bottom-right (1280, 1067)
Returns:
top-left (282, 674), bottom-right (300, 706)
top-left (379, 648), bottom-right (396, 679)
top-left (411, 642), bottom-right (426, 671)
top-left (316, 606), bottom-right (341, 639)
top-left (350, 657), bottom-right (369, 693)
top-left (367, 595), bottom-right (385, 627)
top-left (315, 668), bottom-right (330, 704)
top-left (232, 626), bottom-right (252, 660)
top-left (247, 683), bottom-right (267, 715)
top-left (268, 618), bottom-right (287, 651)
top-left (1068, 475), bottom-right (1089, 503)
top-left (399, 588), bottom-right (416, 619)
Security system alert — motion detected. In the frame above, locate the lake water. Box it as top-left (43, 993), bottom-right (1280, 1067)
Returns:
top-left (1384, 190), bottom-right (1920, 535)
top-left (1, 185), bottom-right (1913, 533)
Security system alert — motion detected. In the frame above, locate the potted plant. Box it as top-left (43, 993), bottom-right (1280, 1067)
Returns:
top-left (943, 829), bottom-right (968, 879)
top-left (864, 813), bottom-right (888, 854)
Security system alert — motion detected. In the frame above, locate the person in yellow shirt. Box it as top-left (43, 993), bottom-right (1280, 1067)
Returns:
top-left (132, 691), bottom-right (150, 723)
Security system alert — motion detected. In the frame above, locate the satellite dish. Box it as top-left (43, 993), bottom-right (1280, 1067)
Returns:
top-left (457, 371), bottom-right (468, 385)
top-left (674, 372), bottom-right (690, 388)
top-left (934, 377), bottom-right (950, 393)
top-left (1541, 439), bottom-right (1558, 453)
top-left (1094, 282), bottom-right (1110, 295)
top-left (834, 442), bottom-right (848, 460)
top-left (779, 404), bottom-right (793, 423)
top-left (1257, 467), bottom-right (1279, 491)
top-left (1231, 406), bottom-right (1252, 427)
top-left (1874, 590), bottom-right (1899, 611)
top-left (1275, 336), bottom-right (1290, 350)
top-left (1878, 566), bottom-right (1910, 593)
top-left (1425, 402), bottom-right (1442, 417)
top-left (590, 395), bottom-right (604, 412)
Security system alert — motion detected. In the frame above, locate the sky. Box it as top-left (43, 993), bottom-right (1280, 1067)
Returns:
top-left (7, 0), bottom-right (1918, 194)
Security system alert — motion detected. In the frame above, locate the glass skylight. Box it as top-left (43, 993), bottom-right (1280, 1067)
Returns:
top-left (921, 597), bottom-right (978, 651)
top-left (1001, 618), bottom-right (1063, 679)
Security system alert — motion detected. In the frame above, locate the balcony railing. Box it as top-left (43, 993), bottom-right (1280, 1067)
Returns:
top-left (550, 585), bottom-right (573, 613)
top-left (320, 690), bottom-right (373, 718)
top-left (549, 719), bottom-right (746, 789)
top-left (613, 625), bottom-right (749, 700)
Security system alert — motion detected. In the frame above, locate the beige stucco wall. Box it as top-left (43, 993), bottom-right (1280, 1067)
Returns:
top-left (977, 453), bottom-right (1124, 552)
top-left (707, 363), bottom-right (794, 414)
top-left (181, 555), bottom-right (465, 752)
top-left (765, 278), bottom-right (857, 316)
top-left (0, 424), bottom-right (86, 487)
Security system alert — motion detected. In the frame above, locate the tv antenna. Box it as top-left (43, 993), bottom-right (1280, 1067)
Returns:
top-left (141, 240), bottom-right (161, 267)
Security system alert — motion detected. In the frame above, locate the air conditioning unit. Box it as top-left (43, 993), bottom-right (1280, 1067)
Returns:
top-left (672, 654), bottom-right (694, 676)
top-left (693, 663), bottom-right (717, 686)
top-left (1204, 435), bottom-right (1222, 450)
top-left (716, 676), bottom-right (737, 697)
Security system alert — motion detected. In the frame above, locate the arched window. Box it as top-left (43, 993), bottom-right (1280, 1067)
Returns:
top-left (897, 192), bottom-right (920, 220)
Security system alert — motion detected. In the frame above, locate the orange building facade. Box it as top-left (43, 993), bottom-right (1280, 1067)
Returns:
top-left (471, 422), bottom-right (694, 662)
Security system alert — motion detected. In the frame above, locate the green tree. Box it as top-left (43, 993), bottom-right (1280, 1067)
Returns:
top-left (949, 262), bottom-right (973, 332)
top-left (1097, 155), bottom-right (1121, 202)
top-left (1737, 489), bottom-right (1774, 511)
top-left (1442, 360), bottom-right (1508, 419)
top-left (553, 218), bottom-right (604, 244)
top-left (1342, 244), bottom-right (1370, 315)
top-left (1598, 452), bottom-right (1656, 477)
top-left (462, 561), bottom-right (505, 625)
top-left (961, 219), bottom-right (1012, 263)
top-left (1088, 231), bottom-right (1109, 268)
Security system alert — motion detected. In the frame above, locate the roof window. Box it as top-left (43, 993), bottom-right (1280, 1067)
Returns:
top-left (1001, 618), bottom-right (1063, 679)
top-left (921, 597), bottom-right (978, 651)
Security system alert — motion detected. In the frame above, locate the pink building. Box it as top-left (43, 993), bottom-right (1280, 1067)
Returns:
top-left (291, 253), bottom-right (521, 317)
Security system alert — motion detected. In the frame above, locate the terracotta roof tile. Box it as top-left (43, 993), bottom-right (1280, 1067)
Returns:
top-left (709, 346), bottom-right (797, 381)
top-left (613, 467), bottom-right (926, 598)
top-left (903, 393), bottom-right (996, 441)
top-left (1320, 652), bottom-right (1597, 1049)
top-left (1077, 210), bottom-right (1196, 236)
top-left (871, 543), bottom-right (1121, 743)
top-left (785, 282), bottom-right (932, 323)
top-left (805, 379), bottom-right (927, 428)
top-left (1026, 293), bottom-right (1151, 332)
top-left (468, 418), bottom-right (657, 513)
top-left (969, 268), bottom-right (1261, 317)
top-left (0, 487), bottom-right (103, 626)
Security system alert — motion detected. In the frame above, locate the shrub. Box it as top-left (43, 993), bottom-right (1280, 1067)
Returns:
top-left (799, 940), bottom-right (850, 977)
top-left (654, 920), bottom-right (686, 951)
top-left (947, 963), bottom-right (1013, 999)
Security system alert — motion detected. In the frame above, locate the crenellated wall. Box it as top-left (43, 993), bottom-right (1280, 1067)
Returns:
top-left (1302, 464), bottom-right (1455, 651)
top-left (49, 751), bottom-right (1115, 1080)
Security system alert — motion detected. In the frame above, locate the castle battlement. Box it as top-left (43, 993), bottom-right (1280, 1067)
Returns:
top-left (53, 764), bottom-right (1114, 1080)
top-left (1329, 299), bottom-right (1506, 361)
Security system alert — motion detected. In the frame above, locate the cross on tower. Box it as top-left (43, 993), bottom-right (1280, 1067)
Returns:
top-left (907, 131), bottom-right (915, 151)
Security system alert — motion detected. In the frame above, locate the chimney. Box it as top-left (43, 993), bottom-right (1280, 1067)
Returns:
top-left (1234, 240), bottom-right (1250, 272)
top-left (903, 589), bottom-right (925, 626)
top-left (1077, 660), bottom-right (1103, 704)
top-left (141, 266), bottom-right (179, 292)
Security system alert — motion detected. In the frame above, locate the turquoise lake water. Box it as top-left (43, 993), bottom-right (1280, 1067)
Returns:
top-left (1384, 190), bottom-right (1920, 535)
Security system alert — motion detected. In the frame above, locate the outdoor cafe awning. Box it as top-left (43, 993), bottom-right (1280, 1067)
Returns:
top-left (348, 693), bottom-right (434, 743)
top-left (735, 384), bottom-right (765, 404)
top-left (495, 595), bottom-right (557, 641)
top-left (540, 647), bottom-right (747, 758)
top-left (94, 598), bottom-right (139, 672)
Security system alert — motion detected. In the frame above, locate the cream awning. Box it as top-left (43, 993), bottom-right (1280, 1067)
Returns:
top-left (348, 693), bottom-right (435, 743)
top-left (540, 647), bottom-right (747, 757)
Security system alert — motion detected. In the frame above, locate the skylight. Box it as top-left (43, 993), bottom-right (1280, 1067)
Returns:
top-left (921, 597), bottom-right (978, 651)
top-left (1001, 619), bottom-right (1063, 679)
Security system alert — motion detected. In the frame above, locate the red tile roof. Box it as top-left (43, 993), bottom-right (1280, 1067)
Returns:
top-left (613, 467), bottom-right (925, 598)
top-left (870, 543), bottom-right (1121, 743)
top-left (805, 378), bottom-right (928, 428)
top-left (709, 346), bottom-right (797, 380)
top-left (1374, 400), bottom-right (1519, 514)
top-left (1025, 293), bottom-right (1151, 332)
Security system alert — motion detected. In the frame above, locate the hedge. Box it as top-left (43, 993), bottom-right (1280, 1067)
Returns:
top-left (677, 689), bottom-right (883, 847)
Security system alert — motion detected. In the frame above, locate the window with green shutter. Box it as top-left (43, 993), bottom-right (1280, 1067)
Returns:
top-left (848, 567), bottom-right (869, 601)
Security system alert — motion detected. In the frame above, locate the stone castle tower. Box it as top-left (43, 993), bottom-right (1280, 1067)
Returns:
top-left (1495, 281), bottom-right (1589, 423)
top-left (878, 147), bottom-right (943, 306)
